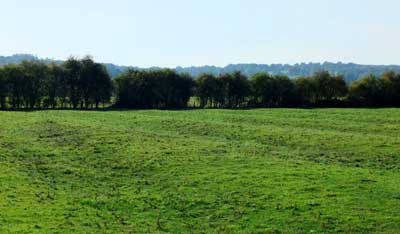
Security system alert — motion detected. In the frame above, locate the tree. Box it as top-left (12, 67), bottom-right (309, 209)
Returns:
top-left (92, 64), bottom-right (113, 109)
top-left (380, 71), bottom-right (400, 106)
top-left (251, 73), bottom-right (297, 107)
top-left (0, 56), bottom-right (112, 110)
top-left (115, 69), bottom-right (193, 109)
top-left (63, 58), bottom-right (82, 109)
top-left (3, 59), bottom-right (400, 110)
top-left (0, 68), bottom-right (8, 109)
top-left (115, 70), bottom-right (159, 108)
top-left (313, 71), bottom-right (347, 103)
top-left (20, 61), bottom-right (48, 109)
top-left (2, 64), bottom-right (24, 109)
top-left (220, 71), bottom-right (250, 108)
top-left (79, 56), bottom-right (112, 108)
top-left (168, 72), bottom-right (194, 108)
top-left (80, 57), bottom-right (97, 108)
top-left (151, 69), bottom-right (194, 108)
top-left (349, 74), bottom-right (382, 106)
top-left (195, 73), bottom-right (221, 108)
top-left (44, 63), bottom-right (67, 109)
top-left (273, 75), bottom-right (297, 107)
top-left (114, 70), bottom-right (137, 108)
top-left (294, 76), bottom-right (318, 105)
top-left (250, 73), bottom-right (275, 107)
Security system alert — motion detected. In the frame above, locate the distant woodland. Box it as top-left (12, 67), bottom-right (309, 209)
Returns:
top-left (2, 54), bottom-right (400, 81)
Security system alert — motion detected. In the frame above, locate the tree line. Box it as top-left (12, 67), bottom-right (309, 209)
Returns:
top-left (0, 57), bottom-right (113, 109)
top-left (114, 69), bottom-right (193, 109)
top-left (195, 71), bottom-right (347, 108)
top-left (195, 70), bottom-right (400, 108)
top-left (115, 69), bottom-right (400, 108)
top-left (0, 58), bottom-right (399, 110)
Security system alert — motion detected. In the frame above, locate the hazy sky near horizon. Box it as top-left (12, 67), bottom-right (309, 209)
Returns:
top-left (1, 0), bottom-right (399, 67)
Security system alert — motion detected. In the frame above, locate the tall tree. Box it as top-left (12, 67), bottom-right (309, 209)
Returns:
top-left (349, 74), bottom-right (382, 106)
top-left (20, 61), bottom-right (48, 109)
top-left (380, 71), bottom-right (400, 106)
top-left (78, 56), bottom-right (113, 109)
top-left (251, 73), bottom-right (297, 107)
top-left (220, 71), bottom-right (251, 108)
top-left (250, 73), bottom-right (275, 107)
top-left (115, 69), bottom-right (193, 109)
top-left (294, 76), bottom-right (318, 105)
top-left (196, 73), bottom-right (220, 108)
top-left (64, 58), bottom-right (82, 109)
top-left (314, 71), bottom-right (347, 103)
top-left (44, 63), bottom-right (68, 108)
top-left (0, 68), bottom-right (8, 109)
top-left (92, 63), bottom-right (113, 108)
top-left (273, 75), bottom-right (297, 107)
top-left (2, 65), bottom-right (24, 109)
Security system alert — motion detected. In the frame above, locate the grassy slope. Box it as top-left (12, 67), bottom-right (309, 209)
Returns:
top-left (0, 109), bottom-right (399, 233)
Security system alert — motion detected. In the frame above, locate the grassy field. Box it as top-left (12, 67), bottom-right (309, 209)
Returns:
top-left (0, 109), bottom-right (399, 233)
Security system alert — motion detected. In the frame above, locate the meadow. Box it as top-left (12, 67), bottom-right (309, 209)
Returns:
top-left (0, 109), bottom-right (399, 233)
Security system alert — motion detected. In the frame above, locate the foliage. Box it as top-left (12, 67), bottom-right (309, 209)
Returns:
top-left (115, 69), bottom-right (194, 109)
top-left (0, 57), bottom-right (113, 109)
top-left (1, 57), bottom-right (400, 109)
top-left (294, 76), bottom-right (318, 105)
top-left (4, 54), bottom-right (400, 82)
top-left (349, 74), bottom-right (382, 106)
top-left (349, 71), bottom-right (400, 107)
top-left (313, 71), bottom-right (347, 102)
top-left (195, 73), bottom-right (222, 108)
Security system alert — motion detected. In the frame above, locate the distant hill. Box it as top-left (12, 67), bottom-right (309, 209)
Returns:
top-left (2, 54), bottom-right (400, 82)
top-left (0, 54), bottom-right (130, 78)
top-left (0, 54), bottom-right (60, 65)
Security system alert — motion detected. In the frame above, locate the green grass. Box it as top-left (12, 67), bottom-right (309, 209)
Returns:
top-left (0, 109), bottom-right (399, 233)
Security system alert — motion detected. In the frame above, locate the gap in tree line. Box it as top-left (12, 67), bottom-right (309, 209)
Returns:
top-left (0, 57), bottom-right (399, 110)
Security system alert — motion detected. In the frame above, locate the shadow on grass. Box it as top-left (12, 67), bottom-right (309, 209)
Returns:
top-left (0, 106), bottom-right (396, 113)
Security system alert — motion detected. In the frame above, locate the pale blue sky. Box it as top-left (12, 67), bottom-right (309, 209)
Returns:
top-left (1, 0), bottom-right (399, 67)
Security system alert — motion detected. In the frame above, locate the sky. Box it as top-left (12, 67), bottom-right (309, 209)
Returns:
top-left (1, 0), bottom-right (399, 67)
